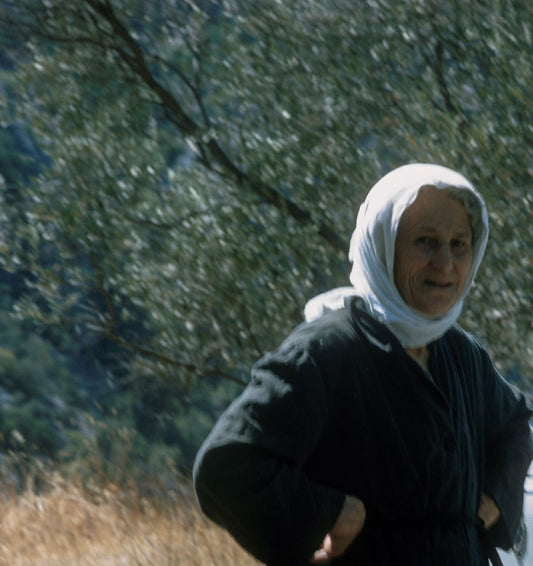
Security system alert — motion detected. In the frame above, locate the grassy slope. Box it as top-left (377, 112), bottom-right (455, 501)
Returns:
top-left (0, 476), bottom-right (260, 566)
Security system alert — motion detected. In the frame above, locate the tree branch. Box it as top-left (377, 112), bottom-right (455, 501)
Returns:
top-left (91, 254), bottom-right (247, 386)
top-left (85, 0), bottom-right (346, 253)
top-left (433, 39), bottom-right (458, 114)
top-left (105, 330), bottom-right (248, 387)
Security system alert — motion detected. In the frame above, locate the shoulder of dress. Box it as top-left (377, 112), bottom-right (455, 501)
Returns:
top-left (439, 325), bottom-right (493, 369)
top-left (443, 324), bottom-right (484, 349)
top-left (289, 307), bottom-right (360, 350)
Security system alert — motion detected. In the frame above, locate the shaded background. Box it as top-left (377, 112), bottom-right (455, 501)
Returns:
top-left (0, 0), bottom-right (531, 486)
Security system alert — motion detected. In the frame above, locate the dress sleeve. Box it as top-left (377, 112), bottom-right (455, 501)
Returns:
top-left (481, 347), bottom-right (533, 550)
top-left (193, 331), bottom-right (346, 565)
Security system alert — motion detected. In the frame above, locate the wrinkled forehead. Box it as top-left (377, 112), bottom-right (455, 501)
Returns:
top-left (364, 164), bottom-right (479, 224)
top-left (396, 186), bottom-right (473, 238)
top-left (389, 184), bottom-right (478, 241)
top-left (400, 185), bottom-right (471, 219)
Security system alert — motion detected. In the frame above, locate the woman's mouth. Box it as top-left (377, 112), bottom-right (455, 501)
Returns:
top-left (425, 280), bottom-right (452, 288)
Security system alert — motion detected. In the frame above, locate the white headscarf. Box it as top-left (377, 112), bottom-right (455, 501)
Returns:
top-left (304, 163), bottom-right (489, 348)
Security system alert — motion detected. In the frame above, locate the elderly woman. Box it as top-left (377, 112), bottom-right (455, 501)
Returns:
top-left (193, 164), bottom-right (532, 565)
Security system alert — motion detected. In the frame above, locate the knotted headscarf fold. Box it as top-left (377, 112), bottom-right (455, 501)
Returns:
top-left (304, 163), bottom-right (489, 347)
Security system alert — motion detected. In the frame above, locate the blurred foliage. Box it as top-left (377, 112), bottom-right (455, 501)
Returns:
top-left (0, 0), bottom-right (531, 462)
top-left (0, 311), bottom-right (82, 457)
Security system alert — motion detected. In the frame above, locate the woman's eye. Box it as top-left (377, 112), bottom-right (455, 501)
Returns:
top-left (416, 236), bottom-right (436, 246)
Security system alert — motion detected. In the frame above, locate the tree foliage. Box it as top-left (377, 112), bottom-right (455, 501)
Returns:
top-left (0, 311), bottom-right (84, 458)
top-left (1, 0), bottom-right (532, 396)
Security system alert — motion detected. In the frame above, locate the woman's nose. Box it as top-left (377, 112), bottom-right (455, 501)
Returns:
top-left (431, 244), bottom-right (453, 271)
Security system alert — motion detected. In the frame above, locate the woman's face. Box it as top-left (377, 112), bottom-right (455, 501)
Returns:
top-left (393, 188), bottom-right (473, 316)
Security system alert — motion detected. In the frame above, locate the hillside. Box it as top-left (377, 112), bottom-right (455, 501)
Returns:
top-left (0, 473), bottom-right (259, 566)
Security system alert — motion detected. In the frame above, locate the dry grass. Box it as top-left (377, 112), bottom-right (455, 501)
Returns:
top-left (0, 474), bottom-right (261, 566)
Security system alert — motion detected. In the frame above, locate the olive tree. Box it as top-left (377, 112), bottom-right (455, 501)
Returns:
top-left (1, 0), bottom-right (531, 393)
